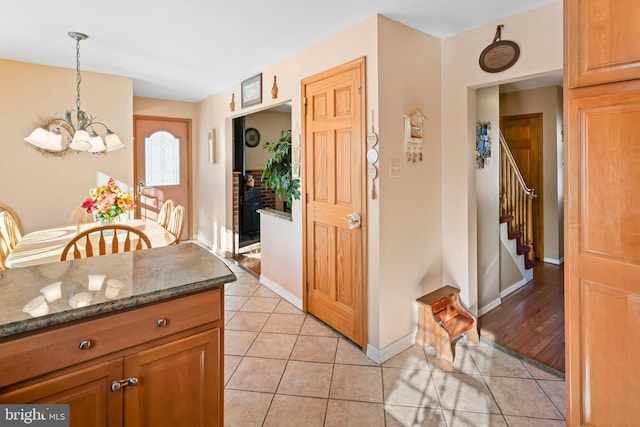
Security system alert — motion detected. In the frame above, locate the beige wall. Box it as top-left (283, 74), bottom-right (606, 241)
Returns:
top-left (376, 16), bottom-right (443, 351)
top-left (441, 0), bottom-right (563, 313)
top-left (245, 110), bottom-right (292, 171)
top-left (0, 59), bottom-right (133, 233)
top-left (500, 85), bottom-right (564, 262)
top-left (475, 86), bottom-right (501, 310)
top-left (500, 239), bottom-right (525, 292)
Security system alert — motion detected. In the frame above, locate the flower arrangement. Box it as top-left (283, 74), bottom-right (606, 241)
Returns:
top-left (81, 177), bottom-right (136, 223)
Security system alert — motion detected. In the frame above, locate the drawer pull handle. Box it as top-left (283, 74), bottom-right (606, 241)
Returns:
top-left (78, 340), bottom-right (92, 350)
top-left (157, 318), bottom-right (168, 328)
top-left (110, 377), bottom-right (139, 392)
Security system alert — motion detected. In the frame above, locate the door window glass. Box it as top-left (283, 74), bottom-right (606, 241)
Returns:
top-left (145, 131), bottom-right (180, 186)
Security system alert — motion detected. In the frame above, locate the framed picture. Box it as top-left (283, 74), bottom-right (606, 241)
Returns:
top-left (291, 134), bottom-right (301, 179)
top-left (403, 107), bottom-right (425, 162)
top-left (241, 73), bottom-right (262, 108)
top-left (208, 129), bottom-right (216, 163)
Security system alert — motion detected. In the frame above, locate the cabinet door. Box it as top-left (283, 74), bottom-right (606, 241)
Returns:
top-left (0, 359), bottom-right (123, 427)
top-left (565, 84), bottom-right (640, 425)
top-left (123, 329), bottom-right (221, 427)
top-left (566, 0), bottom-right (640, 88)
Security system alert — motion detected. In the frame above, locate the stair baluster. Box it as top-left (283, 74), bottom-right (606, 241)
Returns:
top-left (499, 131), bottom-right (536, 264)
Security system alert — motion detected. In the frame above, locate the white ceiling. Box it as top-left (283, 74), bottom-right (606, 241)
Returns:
top-left (0, 0), bottom-right (557, 103)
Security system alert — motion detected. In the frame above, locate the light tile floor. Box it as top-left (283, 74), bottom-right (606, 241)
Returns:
top-left (222, 261), bottom-right (566, 427)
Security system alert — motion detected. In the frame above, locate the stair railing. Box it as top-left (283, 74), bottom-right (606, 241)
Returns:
top-left (499, 130), bottom-right (536, 262)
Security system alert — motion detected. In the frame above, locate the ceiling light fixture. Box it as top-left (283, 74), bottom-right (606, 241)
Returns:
top-left (24, 32), bottom-right (124, 154)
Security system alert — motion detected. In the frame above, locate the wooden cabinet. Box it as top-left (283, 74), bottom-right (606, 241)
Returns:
top-left (124, 330), bottom-right (220, 427)
top-left (0, 289), bottom-right (223, 427)
top-left (565, 0), bottom-right (640, 425)
top-left (566, 0), bottom-right (640, 88)
top-left (0, 360), bottom-right (123, 427)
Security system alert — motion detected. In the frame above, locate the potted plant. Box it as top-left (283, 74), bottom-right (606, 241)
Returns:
top-left (262, 130), bottom-right (300, 211)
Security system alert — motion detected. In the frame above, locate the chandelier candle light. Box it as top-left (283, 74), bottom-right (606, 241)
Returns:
top-left (24, 32), bottom-right (124, 154)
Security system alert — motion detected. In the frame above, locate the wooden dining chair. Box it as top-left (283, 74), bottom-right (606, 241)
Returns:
top-left (157, 199), bottom-right (175, 229)
top-left (0, 204), bottom-right (23, 236)
top-left (166, 205), bottom-right (185, 244)
top-left (60, 224), bottom-right (152, 261)
top-left (0, 211), bottom-right (23, 250)
top-left (0, 233), bottom-right (10, 270)
top-left (69, 203), bottom-right (96, 225)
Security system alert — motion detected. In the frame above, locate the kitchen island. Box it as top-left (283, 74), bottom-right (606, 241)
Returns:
top-left (0, 242), bottom-right (235, 426)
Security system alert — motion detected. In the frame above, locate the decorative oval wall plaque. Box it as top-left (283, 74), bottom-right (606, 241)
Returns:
top-left (479, 25), bottom-right (520, 73)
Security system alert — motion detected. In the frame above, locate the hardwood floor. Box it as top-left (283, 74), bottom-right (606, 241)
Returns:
top-left (479, 262), bottom-right (565, 373)
top-left (232, 245), bottom-right (261, 276)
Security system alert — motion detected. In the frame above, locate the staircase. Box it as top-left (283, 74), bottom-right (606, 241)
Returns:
top-left (499, 131), bottom-right (536, 286)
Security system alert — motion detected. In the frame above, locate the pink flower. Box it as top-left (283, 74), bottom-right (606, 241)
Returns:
top-left (81, 198), bottom-right (96, 212)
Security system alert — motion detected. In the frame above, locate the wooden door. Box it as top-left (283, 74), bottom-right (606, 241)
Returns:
top-left (564, 84), bottom-right (640, 426)
top-left (123, 329), bottom-right (221, 427)
top-left (0, 360), bottom-right (123, 427)
top-left (566, 0), bottom-right (640, 88)
top-left (500, 114), bottom-right (544, 259)
top-left (565, 0), bottom-right (640, 423)
top-left (302, 58), bottom-right (367, 348)
top-left (134, 117), bottom-right (191, 242)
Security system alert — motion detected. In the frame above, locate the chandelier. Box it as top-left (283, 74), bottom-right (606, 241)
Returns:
top-left (24, 32), bottom-right (124, 154)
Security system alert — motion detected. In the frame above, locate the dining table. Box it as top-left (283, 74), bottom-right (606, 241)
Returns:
top-left (5, 219), bottom-right (176, 268)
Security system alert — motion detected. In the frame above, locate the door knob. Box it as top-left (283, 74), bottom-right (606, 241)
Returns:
top-left (136, 181), bottom-right (146, 197)
top-left (342, 213), bottom-right (361, 229)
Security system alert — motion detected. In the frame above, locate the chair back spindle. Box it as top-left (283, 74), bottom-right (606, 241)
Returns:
top-left (157, 199), bottom-right (175, 229)
top-left (0, 211), bottom-right (23, 250)
top-left (167, 205), bottom-right (185, 244)
top-left (61, 224), bottom-right (152, 261)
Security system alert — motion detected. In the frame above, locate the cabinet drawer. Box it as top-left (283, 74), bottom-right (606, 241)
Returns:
top-left (0, 289), bottom-right (221, 389)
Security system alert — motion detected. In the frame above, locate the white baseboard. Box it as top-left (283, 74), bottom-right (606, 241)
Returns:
top-left (543, 257), bottom-right (564, 265)
top-left (259, 275), bottom-right (303, 311)
top-left (191, 236), bottom-right (231, 258)
top-left (191, 235), bottom-right (212, 249)
top-left (366, 331), bottom-right (416, 364)
top-left (500, 278), bottom-right (528, 299)
top-left (478, 298), bottom-right (502, 317)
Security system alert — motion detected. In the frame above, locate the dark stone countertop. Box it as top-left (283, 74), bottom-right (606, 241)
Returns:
top-left (0, 242), bottom-right (236, 338)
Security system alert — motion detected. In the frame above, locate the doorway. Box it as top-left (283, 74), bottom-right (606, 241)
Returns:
top-left (134, 116), bottom-right (191, 242)
top-left (500, 113), bottom-right (544, 259)
top-left (231, 104), bottom-right (292, 276)
top-left (476, 75), bottom-right (564, 372)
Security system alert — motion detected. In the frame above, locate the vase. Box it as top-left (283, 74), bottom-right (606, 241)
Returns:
top-left (99, 215), bottom-right (119, 225)
top-left (99, 217), bottom-right (118, 237)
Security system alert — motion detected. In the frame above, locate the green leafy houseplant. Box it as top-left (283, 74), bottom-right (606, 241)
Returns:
top-left (262, 130), bottom-right (300, 210)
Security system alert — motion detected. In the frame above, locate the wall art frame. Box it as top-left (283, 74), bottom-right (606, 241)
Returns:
top-left (241, 73), bottom-right (262, 108)
top-left (476, 121), bottom-right (492, 169)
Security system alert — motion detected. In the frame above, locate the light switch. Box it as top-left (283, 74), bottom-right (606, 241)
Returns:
top-left (390, 159), bottom-right (400, 178)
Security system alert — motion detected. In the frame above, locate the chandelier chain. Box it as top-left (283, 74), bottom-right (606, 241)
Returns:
top-left (76, 38), bottom-right (82, 113)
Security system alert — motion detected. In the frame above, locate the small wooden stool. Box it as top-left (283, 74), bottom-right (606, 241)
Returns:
top-left (416, 285), bottom-right (479, 363)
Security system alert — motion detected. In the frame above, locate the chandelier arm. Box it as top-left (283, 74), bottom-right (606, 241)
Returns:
top-left (62, 110), bottom-right (78, 133)
top-left (43, 116), bottom-right (76, 133)
top-left (88, 121), bottom-right (113, 132)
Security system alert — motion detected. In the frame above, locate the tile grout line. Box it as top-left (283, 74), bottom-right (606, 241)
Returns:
top-left (534, 378), bottom-right (566, 421)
